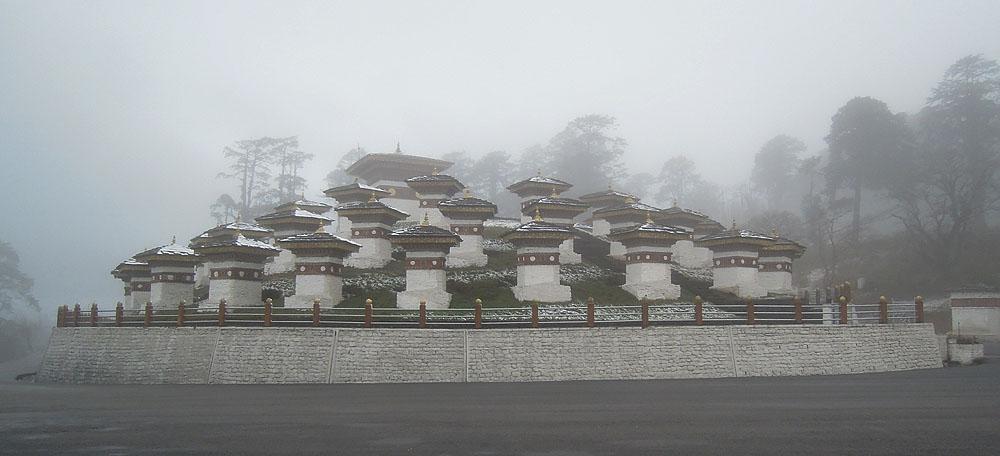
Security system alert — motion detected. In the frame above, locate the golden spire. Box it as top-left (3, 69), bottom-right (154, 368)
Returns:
top-left (171, 235), bottom-right (176, 244)
top-left (536, 169), bottom-right (542, 176)
top-left (463, 187), bottom-right (472, 197)
top-left (550, 187), bottom-right (559, 198)
top-left (431, 167), bottom-right (439, 175)
top-left (421, 213), bottom-right (430, 226)
top-left (315, 224), bottom-right (327, 234)
top-left (353, 176), bottom-right (359, 183)
top-left (645, 211), bottom-right (654, 224)
top-left (672, 198), bottom-right (679, 208)
top-left (533, 208), bottom-right (543, 222)
top-left (771, 228), bottom-right (779, 237)
top-left (624, 195), bottom-right (636, 205)
top-left (395, 142), bottom-right (402, 153)
top-left (368, 192), bottom-right (378, 203)
top-left (235, 212), bottom-right (242, 223)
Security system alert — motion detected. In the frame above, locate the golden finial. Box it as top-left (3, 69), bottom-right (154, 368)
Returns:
top-left (672, 198), bottom-right (679, 208)
top-left (353, 176), bottom-right (359, 183)
top-left (171, 235), bottom-right (176, 244)
top-left (645, 211), bottom-right (654, 224)
top-left (421, 213), bottom-right (430, 226)
top-left (624, 195), bottom-right (636, 205)
top-left (463, 187), bottom-right (472, 197)
top-left (771, 228), bottom-right (779, 237)
top-left (315, 224), bottom-right (326, 234)
top-left (536, 169), bottom-right (542, 176)
top-left (533, 208), bottom-right (543, 222)
top-left (550, 187), bottom-right (559, 198)
top-left (235, 212), bottom-right (242, 223)
top-left (368, 192), bottom-right (378, 203)
top-left (431, 167), bottom-right (439, 175)
top-left (395, 142), bottom-right (402, 153)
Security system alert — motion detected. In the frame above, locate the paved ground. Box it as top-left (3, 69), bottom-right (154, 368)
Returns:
top-left (2, 348), bottom-right (998, 455)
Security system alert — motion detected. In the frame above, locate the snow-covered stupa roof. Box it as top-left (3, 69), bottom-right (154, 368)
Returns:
top-left (695, 226), bottom-right (775, 249)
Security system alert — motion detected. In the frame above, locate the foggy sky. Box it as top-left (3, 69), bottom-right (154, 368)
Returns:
top-left (2, 0), bottom-right (999, 312)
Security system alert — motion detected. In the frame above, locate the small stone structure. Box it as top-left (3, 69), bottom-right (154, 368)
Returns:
top-left (134, 241), bottom-right (201, 309)
top-left (256, 201), bottom-right (333, 274)
top-left (521, 193), bottom-right (588, 264)
top-left (757, 231), bottom-right (806, 295)
top-left (950, 287), bottom-right (1000, 339)
top-left (344, 145), bottom-right (453, 222)
top-left (507, 173), bottom-right (573, 222)
top-left (111, 257), bottom-right (151, 311)
top-left (189, 220), bottom-right (273, 288)
top-left (405, 171), bottom-right (465, 228)
top-left (593, 197), bottom-right (662, 258)
top-left (323, 181), bottom-right (390, 237)
top-left (695, 226), bottom-right (775, 298)
top-left (389, 216), bottom-right (461, 309)
top-left (656, 204), bottom-right (715, 268)
top-left (192, 233), bottom-right (281, 306)
top-left (579, 187), bottom-right (638, 235)
top-left (278, 229), bottom-right (361, 308)
top-left (335, 195), bottom-right (409, 269)
top-left (502, 212), bottom-right (575, 302)
top-left (608, 218), bottom-right (689, 300)
top-left (438, 191), bottom-right (498, 268)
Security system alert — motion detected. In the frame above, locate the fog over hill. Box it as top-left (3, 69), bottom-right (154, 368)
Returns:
top-left (2, 0), bottom-right (999, 311)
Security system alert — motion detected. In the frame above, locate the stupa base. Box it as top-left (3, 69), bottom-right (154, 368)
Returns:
top-left (396, 289), bottom-right (452, 310)
top-left (622, 282), bottom-right (681, 301)
top-left (344, 255), bottom-right (393, 269)
top-left (711, 283), bottom-right (768, 299)
top-left (446, 253), bottom-right (489, 268)
top-left (512, 284), bottom-right (572, 303)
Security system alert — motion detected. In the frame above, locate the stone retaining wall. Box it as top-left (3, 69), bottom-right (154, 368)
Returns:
top-left (37, 324), bottom-right (941, 384)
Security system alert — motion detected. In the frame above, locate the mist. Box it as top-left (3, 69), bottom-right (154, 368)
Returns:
top-left (2, 0), bottom-right (1000, 312)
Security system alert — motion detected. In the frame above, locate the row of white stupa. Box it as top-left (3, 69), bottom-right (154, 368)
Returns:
top-left (111, 167), bottom-right (804, 310)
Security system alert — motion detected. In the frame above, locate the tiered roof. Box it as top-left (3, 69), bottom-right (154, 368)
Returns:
top-left (438, 193), bottom-right (498, 219)
top-left (762, 231), bottom-right (806, 258)
top-left (608, 221), bottom-right (691, 245)
top-left (335, 196), bottom-right (410, 223)
top-left (134, 241), bottom-right (201, 263)
top-left (190, 221), bottom-right (272, 247)
top-left (323, 181), bottom-right (390, 203)
top-left (273, 199), bottom-right (332, 215)
top-left (192, 234), bottom-right (282, 260)
top-left (277, 230), bottom-right (362, 256)
top-left (521, 195), bottom-right (589, 220)
top-left (592, 198), bottom-right (662, 221)
top-left (345, 147), bottom-right (453, 183)
top-left (507, 173), bottom-right (573, 195)
top-left (389, 216), bottom-right (461, 250)
top-left (695, 226), bottom-right (775, 250)
top-left (578, 188), bottom-right (638, 208)
top-left (406, 172), bottom-right (465, 196)
top-left (111, 257), bottom-right (150, 280)
top-left (501, 211), bottom-right (576, 244)
top-left (256, 207), bottom-right (333, 231)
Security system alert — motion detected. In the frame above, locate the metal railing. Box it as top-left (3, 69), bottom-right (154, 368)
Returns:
top-left (55, 295), bottom-right (926, 329)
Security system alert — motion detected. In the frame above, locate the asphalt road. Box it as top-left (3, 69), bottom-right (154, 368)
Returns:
top-left (2, 352), bottom-right (999, 455)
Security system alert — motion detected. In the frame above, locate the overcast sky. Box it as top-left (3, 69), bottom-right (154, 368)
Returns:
top-left (2, 0), bottom-right (999, 311)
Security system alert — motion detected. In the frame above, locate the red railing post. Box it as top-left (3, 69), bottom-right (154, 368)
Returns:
top-left (474, 298), bottom-right (482, 329)
top-left (419, 300), bottom-right (427, 328)
top-left (218, 299), bottom-right (227, 327)
top-left (115, 302), bottom-right (123, 327)
top-left (694, 295), bottom-right (703, 326)
top-left (56, 305), bottom-right (66, 328)
top-left (364, 298), bottom-right (373, 328)
top-left (586, 297), bottom-right (595, 328)
top-left (531, 301), bottom-right (539, 328)
top-left (641, 299), bottom-right (649, 329)
top-left (746, 298), bottom-right (754, 325)
top-left (177, 300), bottom-right (186, 327)
top-left (312, 299), bottom-right (321, 327)
top-left (879, 296), bottom-right (888, 324)
top-left (839, 296), bottom-right (849, 325)
top-left (794, 295), bottom-right (803, 324)
top-left (144, 302), bottom-right (152, 327)
top-left (264, 298), bottom-right (272, 327)
top-left (73, 304), bottom-right (81, 327)
top-left (915, 296), bottom-right (925, 323)
top-left (89, 303), bottom-right (98, 327)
